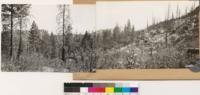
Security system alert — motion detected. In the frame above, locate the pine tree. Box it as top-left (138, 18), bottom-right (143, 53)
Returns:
top-left (81, 31), bottom-right (91, 51)
top-left (1, 31), bottom-right (10, 58)
top-left (81, 31), bottom-right (95, 72)
top-left (123, 19), bottom-right (132, 44)
top-left (40, 30), bottom-right (50, 57)
top-left (50, 32), bottom-right (56, 59)
top-left (65, 32), bottom-right (73, 57)
top-left (126, 19), bottom-right (132, 33)
top-left (28, 21), bottom-right (40, 53)
top-left (102, 30), bottom-right (112, 50)
top-left (16, 4), bottom-right (31, 59)
top-left (56, 4), bottom-right (70, 62)
top-left (94, 32), bottom-right (102, 49)
top-left (2, 4), bottom-right (31, 59)
top-left (2, 4), bottom-right (14, 59)
top-left (131, 25), bottom-right (135, 42)
top-left (113, 24), bottom-right (120, 42)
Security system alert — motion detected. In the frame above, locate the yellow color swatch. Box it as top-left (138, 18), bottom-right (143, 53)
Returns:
top-left (105, 87), bottom-right (114, 93)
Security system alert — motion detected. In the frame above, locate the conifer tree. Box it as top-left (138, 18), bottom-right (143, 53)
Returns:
top-left (28, 21), bottom-right (40, 53)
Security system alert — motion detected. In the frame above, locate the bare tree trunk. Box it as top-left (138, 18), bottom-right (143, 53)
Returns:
top-left (165, 31), bottom-right (168, 48)
top-left (165, 4), bottom-right (170, 48)
top-left (89, 52), bottom-right (92, 72)
top-left (167, 4), bottom-right (170, 20)
top-left (176, 4), bottom-right (179, 18)
top-left (17, 16), bottom-right (22, 59)
top-left (10, 5), bottom-right (13, 59)
top-left (61, 5), bottom-right (66, 62)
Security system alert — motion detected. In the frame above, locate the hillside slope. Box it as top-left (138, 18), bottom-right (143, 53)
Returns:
top-left (97, 6), bottom-right (199, 69)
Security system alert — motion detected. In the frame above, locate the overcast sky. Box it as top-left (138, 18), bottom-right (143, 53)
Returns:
top-left (29, 4), bottom-right (95, 34)
top-left (30, 5), bottom-right (58, 33)
top-left (70, 5), bottom-right (96, 34)
top-left (29, 1), bottom-right (199, 34)
top-left (96, 1), bottom-right (199, 31)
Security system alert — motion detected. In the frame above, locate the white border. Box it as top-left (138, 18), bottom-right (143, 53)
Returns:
top-left (0, 0), bottom-right (73, 5)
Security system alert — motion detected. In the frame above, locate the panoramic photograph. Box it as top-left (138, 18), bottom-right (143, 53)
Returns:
top-left (1, 0), bottom-right (199, 72)
top-left (95, 0), bottom-right (199, 69)
top-left (1, 4), bottom-right (96, 72)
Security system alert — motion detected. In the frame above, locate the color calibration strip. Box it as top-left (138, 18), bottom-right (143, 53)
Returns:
top-left (64, 83), bottom-right (138, 94)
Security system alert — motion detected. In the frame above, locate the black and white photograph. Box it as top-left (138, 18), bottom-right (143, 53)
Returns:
top-left (1, 0), bottom-right (200, 72)
top-left (1, 4), bottom-right (96, 72)
top-left (95, 0), bottom-right (199, 69)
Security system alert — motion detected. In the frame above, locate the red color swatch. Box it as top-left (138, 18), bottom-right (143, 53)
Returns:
top-left (88, 87), bottom-right (105, 93)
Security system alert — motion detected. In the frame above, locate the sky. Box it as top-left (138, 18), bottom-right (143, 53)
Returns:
top-left (29, 1), bottom-right (199, 34)
top-left (96, 1), bottom-right (199, 31)
top-left (70, 5), bottom-right (96, 34)
top-left (30, 5), bottom-right (58, 33)
top-left (29, 4), bottom-right (95, 34)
